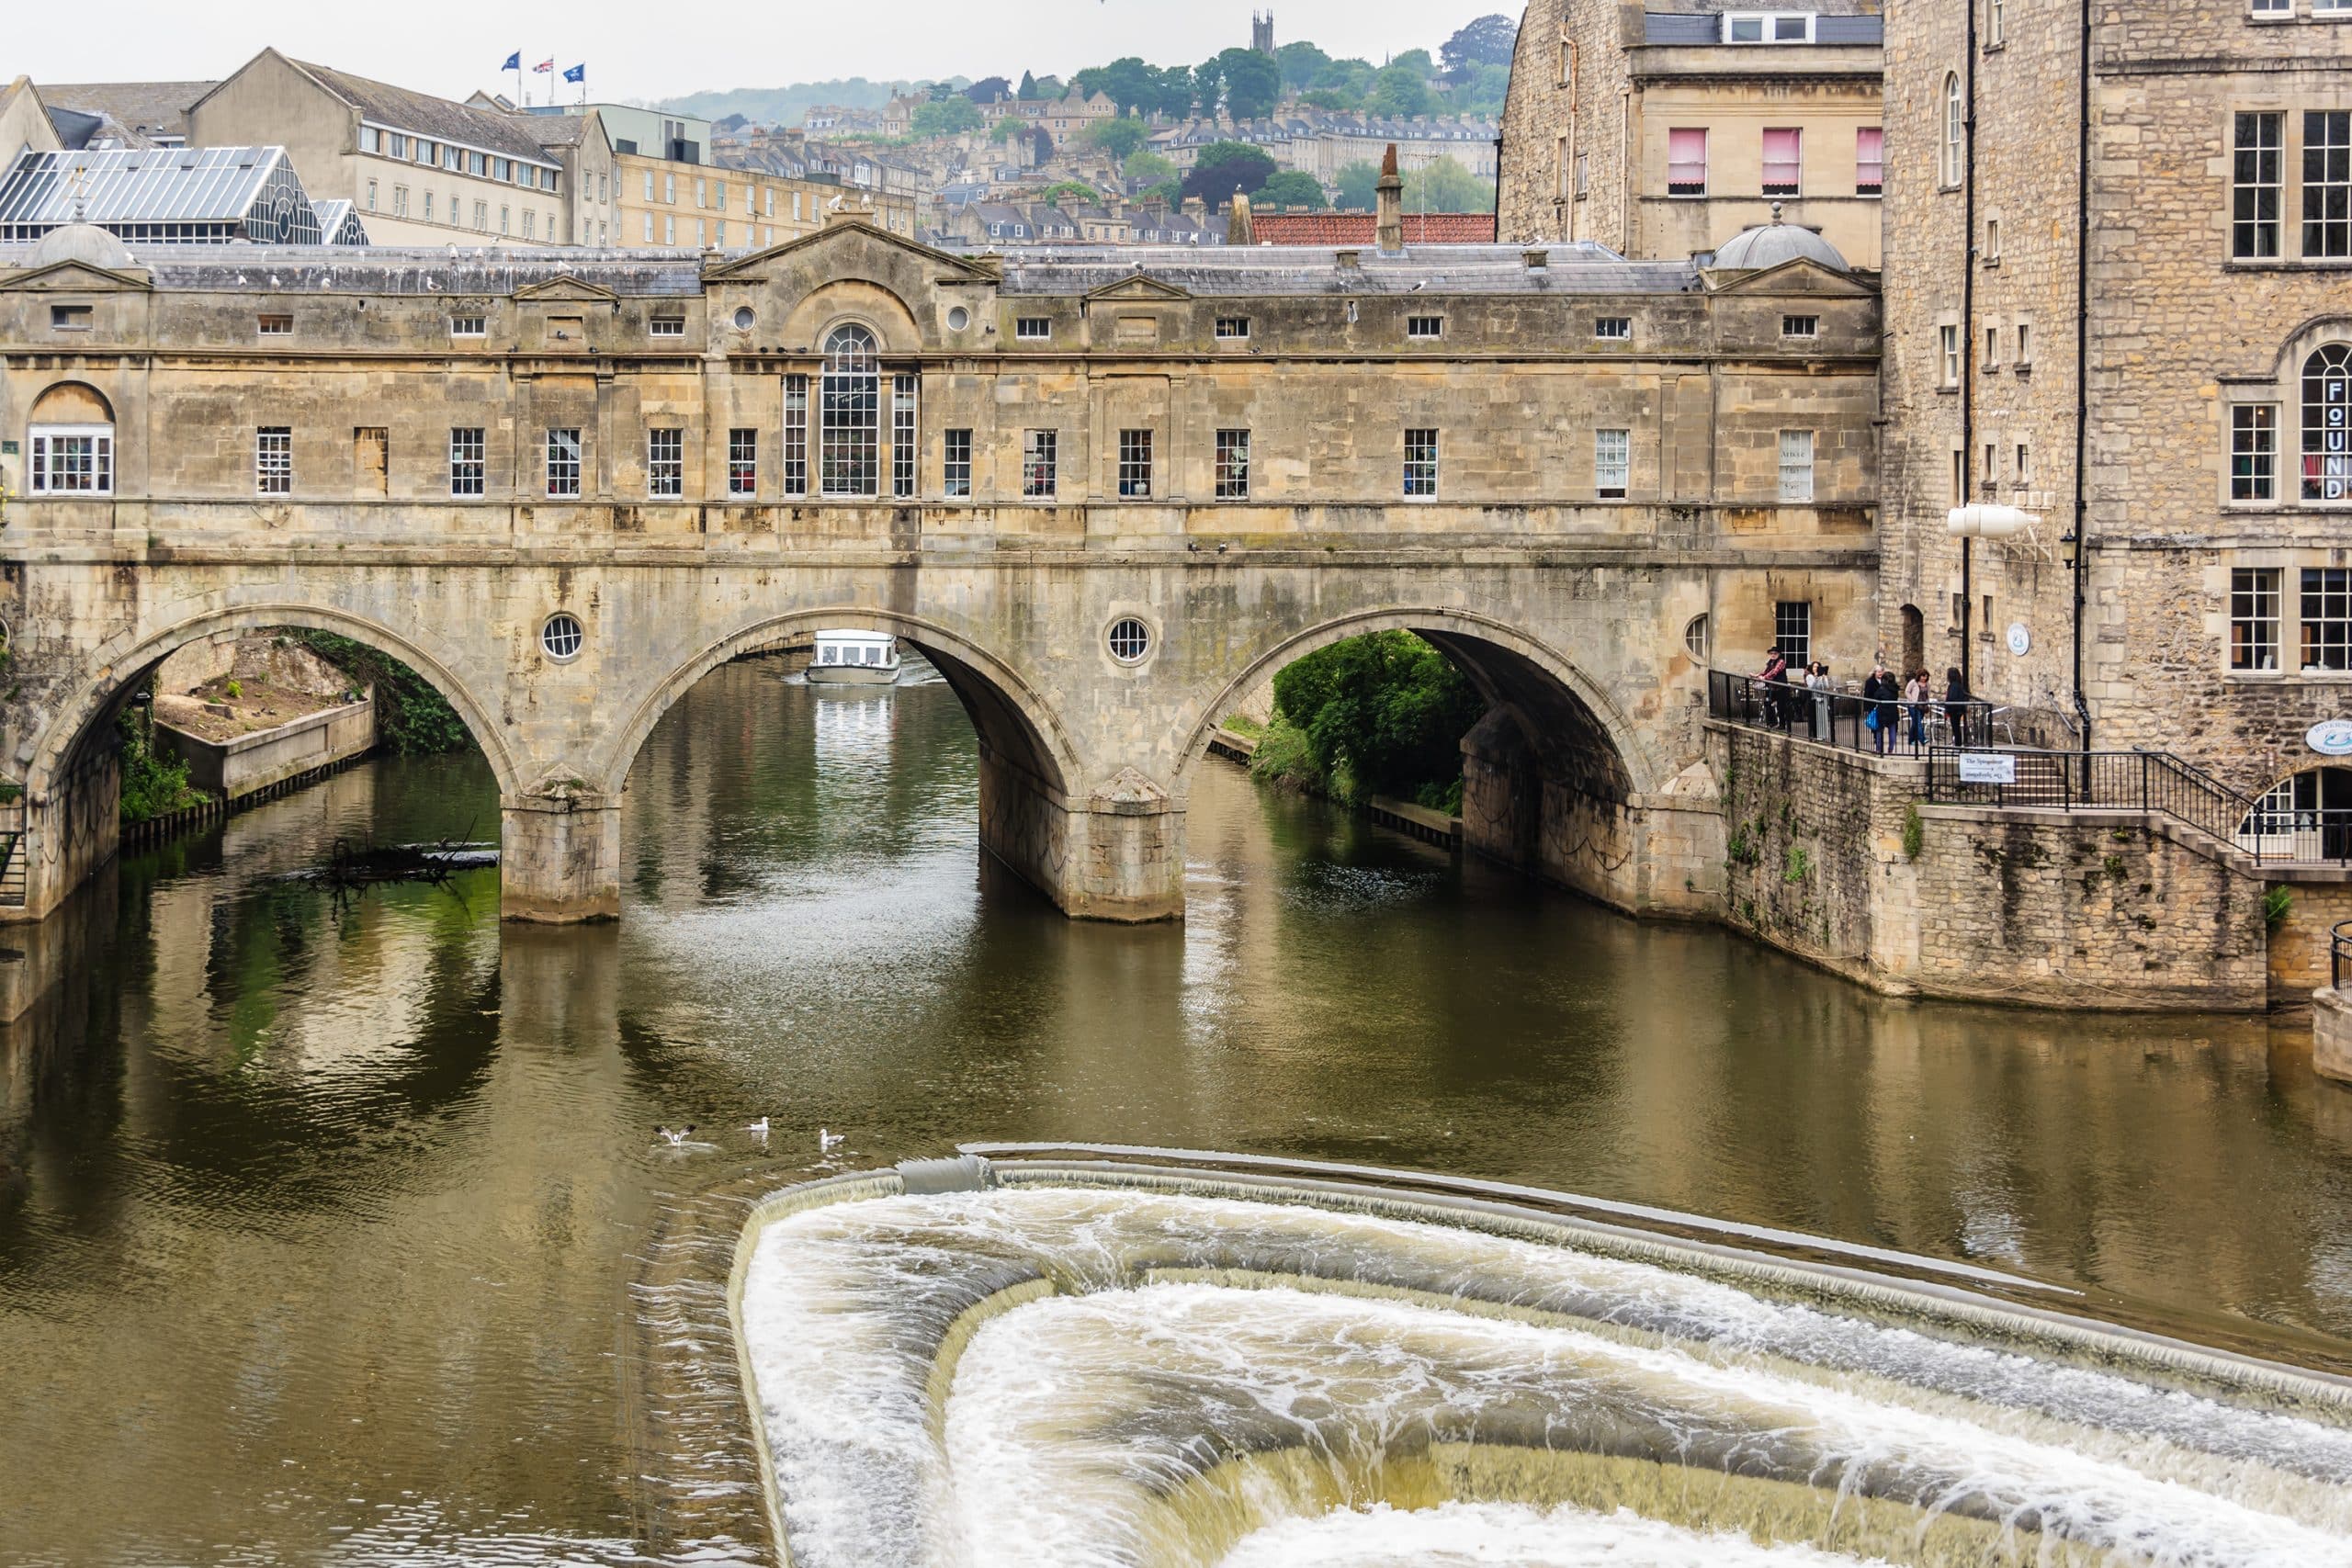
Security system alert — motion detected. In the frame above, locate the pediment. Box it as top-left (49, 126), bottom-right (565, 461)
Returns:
top-left (1705, 256), bottom-right (1876, 299)
top-left (0, 258), bottom-right (152, 293)
top-left (704, 217), bottom-right (998, 286)
top-left (1083, 273), bottom-right (1193, 303)
top-left (513, 274), bottom-right (619, 303)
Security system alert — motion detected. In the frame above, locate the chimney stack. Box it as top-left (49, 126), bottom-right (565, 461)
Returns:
top-left (1229, 191), bottom-right (1255, 246)
top-left (1375, 142), bottom-right (1404, 254)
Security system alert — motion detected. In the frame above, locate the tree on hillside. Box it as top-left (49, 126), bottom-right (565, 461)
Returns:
top-left (1125, 151), bottom-right (1177, 186)
top-left (1406, 155), bottom-right (1496, 212)
top-left (965, 76), bottom-right (1011, 105)
top-left (1369, 60), bottom-right (1433, 118)
top-left (1452, 62), bottom-right (1512, 115)
top-left (1033, 75), bottom-right (1066, 99)
top-left (1192, 55), bottom-right (1225, 115)
top-left (1080, 117), bottom-right (1149, 162)
top-left (1333, 159), bottom-right (1381, 210)
top-left (715, 113), bottom-right (749, 132)
top-left (989, 116), bottom-right (1022, 143)
top-left (1148, 65), bottom-right (1196, 120)
top-left (1391, 49), bottom-right (1438, 77)
top-left (1300, 88), bottom-right (1359, 112)
top-left (1017, 71), bottom-right (1040, 99)
top-left (1275, 41), bottom-right (1330, 91)
top-left (1254, 170), bottom-right (1328, 210)
top-left (1218, 48), bottom-right (1283, 120)
top-left (1441, 15), bottom-right (1521, 80)
top-left (1182, 141), bottom-right (1279, 205)
top-left (1091, 57), bottom-right (1160, 116)
top-left (911, 97), bottom-right (981, 138)
top-left (1041, 180), bottom-right (1099, 207)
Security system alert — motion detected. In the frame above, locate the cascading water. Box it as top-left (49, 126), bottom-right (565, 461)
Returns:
top-left (733, 1163), bottom-right (2352, 1568)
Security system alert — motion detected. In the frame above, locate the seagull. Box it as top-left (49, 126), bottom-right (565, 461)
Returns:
top-left (746, 1116), bottom-right (770, 1138)
top-left (656, 1124), bottom-right (696, 1147)
top-left (819, 1127), bottom-right (845, 1154)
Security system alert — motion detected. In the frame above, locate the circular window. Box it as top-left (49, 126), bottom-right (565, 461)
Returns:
top-left (541, 613), bottom-right (584, 662)
top-left (1106, 617), bottom-right (1152, 664)
top-left (1683, 614), bottom-right (1711, 662)
top-left (946, 305), bottom-right (971, 332)
top-left (732, 305), bottom-right (756, 331)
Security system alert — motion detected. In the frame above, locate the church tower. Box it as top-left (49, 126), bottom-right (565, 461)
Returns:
top-left (1251, 11), bottom-right (1275, 54)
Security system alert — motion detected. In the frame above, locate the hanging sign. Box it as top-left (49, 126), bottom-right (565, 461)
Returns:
top-left (2306, 719), bottom-right (2352, 757)
top-left (1958, 752), bottom-right (2017, 785)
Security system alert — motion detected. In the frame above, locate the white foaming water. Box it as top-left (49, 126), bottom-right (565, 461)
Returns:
top-left (738, 1187), bottom-right (2352, 1568)
top-left (1215, 1502), bottom-right (1878, 1567)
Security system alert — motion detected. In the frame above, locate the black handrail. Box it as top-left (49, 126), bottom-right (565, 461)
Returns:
top-left (1921, 746), bottom-right (2267, 862)
top-left (1705, 671), bottom-right (2075, 757)
top-left (2334, 920), bottom-right (2352, 991)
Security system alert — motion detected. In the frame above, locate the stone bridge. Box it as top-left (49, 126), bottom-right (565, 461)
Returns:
top-left (0, 219), bottom-right (1881, 923)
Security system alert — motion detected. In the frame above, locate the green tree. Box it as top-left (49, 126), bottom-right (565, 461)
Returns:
top-left (989, 116), bottom-right (1022, 143)
top-left (910, 97), bottom-right (981, 138)
top-left (1253, 169), bottom-right (1327, 209)
top-left (1267, 632), bottom-right (1486, 806)
top-left (1406, 154), bottom-right (1497, 212)
top-left (294, 632), bottom-right (475, 755)
top-left (1041, 180), bottom-right (1099, 207)
top-left (1080, 117), bottom-right (1148, 161)
top-left (1150, 65), bottom-right (1196, 120)
top-left (1192, 54), bottom-right (1226, 114)
top-left (1451, 62), bottom-right (1512, 115)
top-left (1390, 48), bottom-right (1437, 77)
top-left (1333, 159), bottom-right (1382, 210)
top-left (1125, 150), bottom-right (1177, 186)
top-left (1441, 14), bottom-right (1521, 79)
top-left (1181, 141), bottom-right (1279, 205)
top-left (1217, 47), bottom-right (1283, 119)
top-left (1316, 58), bottom-right (1377, 99)
top-left (1097, 57), bottom-right (1160, 116)
top-left (965, 75), bottom-right (1011, 105)
top-left (1017, 70), bottom-right (1040, 100)
top-left (1369, 61), bottom-right (1433, 118)
top-left (1274, 40), bottom-right (1330, 91)
top-left (1299, 86), bottom-right (1359, 112)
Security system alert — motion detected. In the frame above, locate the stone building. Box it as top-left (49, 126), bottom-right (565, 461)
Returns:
top-left (0, 212), bottom-right (1879, 926)
top-left (1875, 0), bottom-right (2352, 815)
top-left (187, 51), bottom-right (574, 246)
top-left (1499, 1), bottom-right (1885, 267)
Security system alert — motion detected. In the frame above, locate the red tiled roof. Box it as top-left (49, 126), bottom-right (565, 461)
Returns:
top-left (1250, 212), bottom-right (1498, 245)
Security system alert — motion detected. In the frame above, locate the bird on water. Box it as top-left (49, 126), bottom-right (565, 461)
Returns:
top-left (819, 1127), bottom-right (845, 1155)
top-left (656, 1125), bottom-right (696, 1147)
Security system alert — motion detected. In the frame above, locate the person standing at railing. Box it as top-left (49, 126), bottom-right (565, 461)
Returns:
top-left (1861, 661), bottom-right (1900, 756)
top-left (1944, 667), bottom-right (1973, 748)
top-left (1757, 647), bottom-right (1792, 729)
top-left (1804, 661), bottom-right (1833, 739)
top-left (1902, 669), bottom-right (1930, 749)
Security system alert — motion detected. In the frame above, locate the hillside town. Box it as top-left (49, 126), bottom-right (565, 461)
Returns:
top-left (0, 15), bottom-right (1513, 254)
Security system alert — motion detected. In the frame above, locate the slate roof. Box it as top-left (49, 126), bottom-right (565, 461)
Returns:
top-left (288, 60), bottom-right (560, 166)
top-left (0, 236), bottom-right (1691, 297)
top-left (1250, 212), bottom-right (1498, 245)
top-left (39, 81), bottom-right (214, 144)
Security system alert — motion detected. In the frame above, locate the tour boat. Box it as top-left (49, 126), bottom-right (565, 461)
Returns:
top-left (805, 630), bottom-right (901, 685)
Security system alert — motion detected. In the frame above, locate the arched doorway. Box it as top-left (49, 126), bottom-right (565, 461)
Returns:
top-left (2239, 766), bottom-right (2352, 862)
top-left (1899, 604), bottom-right (1926, 679)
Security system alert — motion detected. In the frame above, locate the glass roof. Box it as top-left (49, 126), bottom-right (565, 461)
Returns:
top-left (0, 146), bottom-right (312, 234)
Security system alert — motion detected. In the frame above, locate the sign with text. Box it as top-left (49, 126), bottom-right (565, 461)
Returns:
top-left (2307, 720), bottom-right (2352, 757)
top-left (1957, 752), bottom-right (2018, 785)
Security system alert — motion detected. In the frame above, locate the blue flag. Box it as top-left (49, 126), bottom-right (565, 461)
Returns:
top-left (562, 63), bottom-right (584, 84)
top-left (501, 51), bottom-right (520, 72)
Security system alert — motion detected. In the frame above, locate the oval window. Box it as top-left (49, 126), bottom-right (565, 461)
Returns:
top-left (1683, 614), bottom-right (1711, 662)
top-left (732, 305), bottom-right (756, 331)
top-left (946, 306), bottom-right (971, 332)
top-left (541, 612), bottom-right (585, 661)
top-left (1107, 617), bottom-right (1151, 664)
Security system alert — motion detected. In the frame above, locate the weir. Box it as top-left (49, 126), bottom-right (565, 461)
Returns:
top-left (729, 1151), bottom-right (2352, 1568)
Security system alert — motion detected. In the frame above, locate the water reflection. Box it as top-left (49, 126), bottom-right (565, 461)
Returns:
top-left (0, 654), bottom-right (2348, 1563)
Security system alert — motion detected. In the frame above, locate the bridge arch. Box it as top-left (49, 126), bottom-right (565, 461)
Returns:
top-left (25, 602), bottom-right (523, 802)
top-left (599, 607), bottom-right (1079, 802)
top-left (1174, 606), bottom-right (1663, 798)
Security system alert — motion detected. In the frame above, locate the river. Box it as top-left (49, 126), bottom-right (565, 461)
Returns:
top-left (3, 656), bottom-right (2350, 1563)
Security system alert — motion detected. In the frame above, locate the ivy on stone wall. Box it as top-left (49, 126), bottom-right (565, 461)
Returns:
top-left (291, 632), bottom-right (474, 756)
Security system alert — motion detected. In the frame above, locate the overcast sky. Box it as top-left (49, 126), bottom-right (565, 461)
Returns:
top-left (15, 0), bottom-right (1509, 106)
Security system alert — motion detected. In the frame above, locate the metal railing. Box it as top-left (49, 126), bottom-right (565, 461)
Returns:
top-left (2335, 920), bottom-right (2352, 990)
top-left (1706, 671), bottom-right (2076, 756)
top-left (1922, 747), bottom-right (2276, 862)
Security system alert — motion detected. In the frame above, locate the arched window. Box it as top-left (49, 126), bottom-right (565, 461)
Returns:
top-left (2303, 343), bottom-right (2352, 502)
top-left (1942, 73), bottom-right (1965, 188)
top-left (28, 381), bottom-right (115, 496)
top-left (820, 322), bottom-right (879, 498)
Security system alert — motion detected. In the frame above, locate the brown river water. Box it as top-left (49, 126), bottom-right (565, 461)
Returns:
top-left (3, 657), bottom-right (2349, 1563)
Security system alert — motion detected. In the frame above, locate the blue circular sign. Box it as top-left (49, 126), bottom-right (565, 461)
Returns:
top-left (2307, 720), bottom-right (2352, 757)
